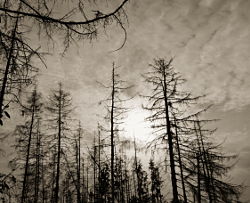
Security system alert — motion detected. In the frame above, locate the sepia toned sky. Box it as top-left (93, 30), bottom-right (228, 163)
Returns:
top-left (37, 0), bottom-right (250, 201)
top-left (1, 0), bottom-right (250, 201)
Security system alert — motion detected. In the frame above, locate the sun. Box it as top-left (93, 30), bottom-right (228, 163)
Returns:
top-left (122, 108), bottom-right (153, 142)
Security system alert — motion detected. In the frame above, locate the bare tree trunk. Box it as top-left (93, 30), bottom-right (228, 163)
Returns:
top-left (76, 123), bottom-right (81, 203)
top-left (120, 158), bottom-right (125, 203)
top-left (86, 165), bottom-right (89, 203)
top-left (82, 160), bottom-right (85, 203)
top-left (0, 14), bottom-right (19, 121)
top-left (195, 121), bottom-right (212, 203)
top-left (51, 151), bottom-right (56, 203)
top-left (93, 137), bottom-right (96, 203)
top-left (162, 67), bottom-right (179, 203)
top-left (21, 103), bottom-right (35, 203)
top-left (54, 87), bottom-right (62, 203)
top-left (197, 152), bottom-right (201, 203)
top-left (41, 153), bottom-right (46, 203)
top-left (98, 126), bottom-right (101, 202)
top-left (110, 65), bottom-right (115, 203)
top-left (132, 165), bottom-right (136, 199)
top-left (34, 119), bottom-right (41, 203)
top-left (124, 160), bottom-right (130, 203)
top-left (78, 127), bottom-right (81, 203)
top-left (76, 140), bottom-right (81, 203)
top-left (174, 119), bottom-right (187, 203)
top-left (134, 138), bottom-right (141, 202)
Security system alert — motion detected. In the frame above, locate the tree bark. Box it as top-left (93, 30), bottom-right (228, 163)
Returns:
top-left (54, 87), bottom-right (62, 203)
top-left (34, 119), bottom-right (41, 203)
top-left (0, 16), bottom-right (19, 121)
top-left (174, 119), bottom-right (187, 203)
top-left (110, 65), bottom-right (115, 203)
top-left (21, 98), bottom-right (35, 203)
top-left (162, 67), bottom-right (179, 203)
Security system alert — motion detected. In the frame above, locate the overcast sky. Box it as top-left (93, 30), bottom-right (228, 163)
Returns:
top-left (1, 0), bottom-right (250, 201)
top-left (37, 0), bottom-right (250, 201)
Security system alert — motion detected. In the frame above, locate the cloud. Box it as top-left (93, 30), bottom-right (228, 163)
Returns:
top-left (112, 0), bottom-right (250, 111)
top-left (170, 0), bottom-right (250, 110)
top-left (34, 0), bottom-right (250, 145)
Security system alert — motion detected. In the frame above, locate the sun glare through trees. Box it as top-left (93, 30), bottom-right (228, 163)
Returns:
top-left (0, 0), bottom-right (249, 203)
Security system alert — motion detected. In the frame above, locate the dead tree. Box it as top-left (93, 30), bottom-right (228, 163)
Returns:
top-left (73, 121), bottom-right (83, 203)
top-left (133, 138), bottom-right (140, 201)
top-left (46, 82), bottom-right (73, 203)
top-left (173, 117), bottom-right (187, 203)
top-left (12, 87), bottom-right (42, 203)
top-left (132, 139), bottom-right (150, 203)
top-left (0, 0), bottom-right (129, 125)
top-left (33, 118), bottom-right (43, 203)
top-left (143, 58), bottom-right (207, 202)
top-left (0, 9), bottom-right (39, 125)
top-left (99, 62), bottom-right (132, 203)
top-left (149, 159), bottom-right (163, 203)
top-left (143, 58), bottom-right (243, 202)
top-left (143, 58), bottom-right (180, 202)
top-left (192, 119), bottom-right (242, 203)
top-left (0, 0), bottom-right (129, 48)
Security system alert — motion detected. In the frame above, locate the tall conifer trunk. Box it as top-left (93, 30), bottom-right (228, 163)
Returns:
top-left (162, 65), bottom-right (179, 202)
top-left (54, 86), bottom-right (62, 203)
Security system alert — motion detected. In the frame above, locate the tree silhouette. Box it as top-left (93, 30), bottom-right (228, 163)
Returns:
top-left (46, 82), bottom-right (73, 203)
top-left (190, 118), bottom-right (242, 202)
top-left (149, 159), bottom-right (163, 203)
top-left (11, 87), bottom-right (43, 203)
top-left (142, 58), bottom-right (241, 202)
top-left (75, 121), bottom-right (83, 203)
top-left (143, 58), bottom-right (181, 202)
top-left (0, 0), bottom-right (129, 47)
top-left (98, 163), bottom-right (110, 203)
top-left (0, 0), bottom-right (129, 125)
top-left (99, 62), bottom-right (132, 203)
top-left (0, 12), bottom-right (39, 125)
